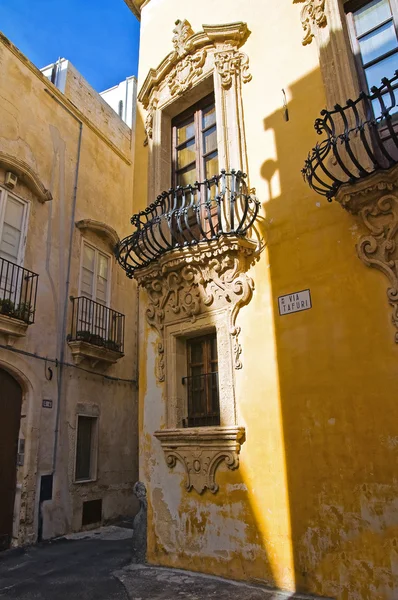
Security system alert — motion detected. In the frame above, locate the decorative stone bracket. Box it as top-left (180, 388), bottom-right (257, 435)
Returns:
top-left (154, 426), bottom-right (245, 494)
top-left (135, 236), bottom-right (258, 382)
top-left (336, 166), bottom-right (398, 343)
top-left (293, 0), bottom-right (327, 46)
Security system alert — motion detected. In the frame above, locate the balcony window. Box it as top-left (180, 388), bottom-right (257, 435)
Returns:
top-left (346, 0), bottom-right (398, 115)
top-left (183, 333), bottom-right (220, 427)
top-left (80, 241), bottom-right (110, 307)
top-left (172, 93), bottom-right (218, 187)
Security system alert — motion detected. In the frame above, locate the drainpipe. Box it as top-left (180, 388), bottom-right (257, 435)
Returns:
top-left (44, 89), bottom-right (83, 473)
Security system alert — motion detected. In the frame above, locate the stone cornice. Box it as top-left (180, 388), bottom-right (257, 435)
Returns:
top-left (138, 21), bottom-right (250, 108)
top-left (0, 152), bottom-right (52, 203)
top-left (123, 0), bottom-right (148, 20)
top-left (75, 219), bottom-right (120, 249)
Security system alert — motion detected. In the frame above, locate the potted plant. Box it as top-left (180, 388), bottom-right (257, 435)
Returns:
top-left (0, 298), bottom-right (16, 317)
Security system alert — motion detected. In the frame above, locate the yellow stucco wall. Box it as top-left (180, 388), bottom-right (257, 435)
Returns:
top-left (131, 1), bottom-right (398, 599)
top-left (0, 34), bottom-right (138, 544)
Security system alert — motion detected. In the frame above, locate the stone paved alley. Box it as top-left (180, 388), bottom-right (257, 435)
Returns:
top-left (0, 526), bottom-right (327, 600)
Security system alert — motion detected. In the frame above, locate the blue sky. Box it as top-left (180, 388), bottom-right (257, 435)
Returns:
top-left (1, 0), bottom-right (140, 92)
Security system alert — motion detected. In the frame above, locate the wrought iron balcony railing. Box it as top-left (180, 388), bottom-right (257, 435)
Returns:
top-left (69, 296), bottom-right (125, 354)
top-left (115, 170), bottom-right (260, 278)
top-left (0, 257), bottom-right (38, 324)
top-left (302, 72), bottom-right (398, 201)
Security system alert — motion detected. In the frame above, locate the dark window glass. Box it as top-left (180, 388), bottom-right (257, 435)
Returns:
top-left (185, 333), bottom-right (220, 427)
top-left (75, 416), bottom-right (95, 480)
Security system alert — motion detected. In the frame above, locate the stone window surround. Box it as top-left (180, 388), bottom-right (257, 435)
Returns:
top-left (138, 19), bottom-right (253, 202)
top-left (137, 19), bottom-right (256, 493)
top-left (293, 0), bottom-right (362, 106)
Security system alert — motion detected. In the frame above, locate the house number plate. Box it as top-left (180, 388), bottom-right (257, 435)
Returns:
top-left (278, 289), bottom-right (312, 316)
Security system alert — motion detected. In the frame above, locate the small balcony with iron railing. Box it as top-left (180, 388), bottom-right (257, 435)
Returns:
top-left (302, 72), bottom-right (398, 211)
top-left (115, 170), bottom-right (260, 278)
top-left (0, 256), bottom-right (39, 344)
top-left (67, 296), bottom-right (125, 367)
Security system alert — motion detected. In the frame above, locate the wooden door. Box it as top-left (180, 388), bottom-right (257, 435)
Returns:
top-left (0, 368), bottom-right (22, 551)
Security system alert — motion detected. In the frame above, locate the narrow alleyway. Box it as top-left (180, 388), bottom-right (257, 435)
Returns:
top-left (0, 527), bottom-right (326, 600)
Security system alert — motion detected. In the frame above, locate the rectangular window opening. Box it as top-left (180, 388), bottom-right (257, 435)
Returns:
top-left (183, 333), bottom-right (220, 428)
top-left (75, 415), bottom-right (97, 481)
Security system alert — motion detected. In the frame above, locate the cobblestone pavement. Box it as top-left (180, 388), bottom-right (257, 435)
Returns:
top-left (0, 527), bottom-right (329, 600)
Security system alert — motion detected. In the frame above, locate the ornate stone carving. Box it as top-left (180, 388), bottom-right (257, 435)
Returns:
top-left (143, 99), bottom-right (157, 146)
top-left (154, 426), bottom-right (245, 494)
top-left (293, 0), bottom-right (327, 46)
top-left (136, 236), bottom-right (257, 382)
top-left (357, 193), bottom-right (398, 342)
top-left (172, 19), bottom-right (195, 57)
top-left (214, 49), bottom-right (252, 90)
top-left (167, 49), bottom-right (207, 97)
top-left (138, 21), bottom-right (251, 109)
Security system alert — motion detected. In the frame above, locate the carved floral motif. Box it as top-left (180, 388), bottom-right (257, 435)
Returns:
top-left (154, 427), bottom-right (245, 494)
top-left (172, 19), bottom-right (195, 57)
top-left (143, 99), bottom-right (157, 146)
top-left (214, 50), bottom-right (252, 90)
top-left (293, 0), bottom-right (327, 46)
top-left (136, 237), bottom-right (257, 382)
top-left (357, 193), bottom-right (398, 342)
top-left (167, 49), bottom-right (207, 97)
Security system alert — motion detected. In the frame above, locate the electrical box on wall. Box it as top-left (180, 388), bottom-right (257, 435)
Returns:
top-left (5, 171), bottom-right (18, 190)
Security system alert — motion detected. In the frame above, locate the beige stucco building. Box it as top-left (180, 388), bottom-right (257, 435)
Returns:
top-left (0, 33), bottom-right (138, 549)
top-left (115, 0), bottom-right (398, 599)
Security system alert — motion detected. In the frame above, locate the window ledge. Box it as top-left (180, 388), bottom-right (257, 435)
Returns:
top-left (0, 313), bottom-right (29, 347)
top-left (68, 340), bottom-right (124, 368)
top-left (154, 426), bottom-right (245, 494)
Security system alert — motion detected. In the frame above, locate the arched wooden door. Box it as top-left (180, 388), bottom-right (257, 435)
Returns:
top-left (0, 368), bottom-right (22, 550)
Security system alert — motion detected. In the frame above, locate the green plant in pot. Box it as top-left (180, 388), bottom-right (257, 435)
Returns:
top-left (0, 298), bottom-right (16, 316)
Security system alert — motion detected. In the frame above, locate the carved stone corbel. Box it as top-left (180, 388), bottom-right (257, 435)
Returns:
top-left (293, 0), bottom-right (327, 46)
top-left (136, 236), bottom-right (258, 382)
top-left (214, 49), bottom-right (252, 90)
top-left (336, 166), bottom-right (398, 343)
top-left (154, 426), bottom-right (245, 494)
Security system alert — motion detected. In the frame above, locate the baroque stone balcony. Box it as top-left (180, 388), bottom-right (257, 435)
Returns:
top-left (115, 170), bottom-right (260, 278)
top-left (302, 71), bottom-right (398, 211)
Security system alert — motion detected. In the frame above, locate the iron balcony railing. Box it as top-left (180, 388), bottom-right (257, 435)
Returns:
top-left (0, 257), bottom-right (38, 325)
top-left (69, 296), bottom-right (125, 353)
top-left (302, 72), bottom-right (398, 200)
top-left (115, 170), bottom-right (260, 278)
top-left (182, 371), bottom-right (220, 428)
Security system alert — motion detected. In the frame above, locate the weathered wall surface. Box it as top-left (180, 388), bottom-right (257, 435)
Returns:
top-left (132, 1), bottom-right (398, 599)
top-left (0, 33), bottom-right (138, 545)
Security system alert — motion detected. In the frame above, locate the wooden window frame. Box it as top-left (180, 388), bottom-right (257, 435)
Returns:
top-left (78, 239), bottom-right (112, 308)
top-left (171, 93), bottom-right (218, 187)
top-left (345, 0), bottom-right (398, 97)
top-left (185, 333), bottom-right (220, 428)
top-left (0, 186), bottom-right (30, 266)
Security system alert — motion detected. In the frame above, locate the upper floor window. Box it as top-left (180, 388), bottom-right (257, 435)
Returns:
top-left (79, 241), bottom-right (111, 307)
top-left (183, 333), bottom-right (220, 427)
top-left (172, 94), bottom-right (218, 187)
top-left (118, 99), bottom-right (124, 118)
top-left (0, 187), bottom-right (29, 265)
top-left (346, 0), bottom-right (398, 96)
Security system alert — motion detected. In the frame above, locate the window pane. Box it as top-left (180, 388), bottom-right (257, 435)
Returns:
top-left (177, 165), bottom-right (196, 187)
top-left (177, 140), bottom-right (196, 170)
top-left (0, 197), bottom-right (24, 261)
top-left (190, 340), bottom-right (203, 364)
top-left (81, 268), bottom-right (94, 298)
top-left (202, 104), bottom-right (216, 129)
top-left (354, 0), bottom-right (392, 37)
top-left (359, 21), bottom-right (398, 65)
top-left (203, 125), bottom-right (217, 154)
top-left (210, 335), bottom-right (218, 363)
top-left (204, 152), bottom-right (219, 179)
top-left (371, 89), bottom-right (398, 116)
top-left (83, 245), bottom-right (95, 271)
top-left (96, 253), bottom-right (109, 305)
top-left (364, 51), bottom-right (398, 90)
top-left (75, 417), bottom-right (94, 480)
top-left (177, 118), bottom-right (195, 144)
